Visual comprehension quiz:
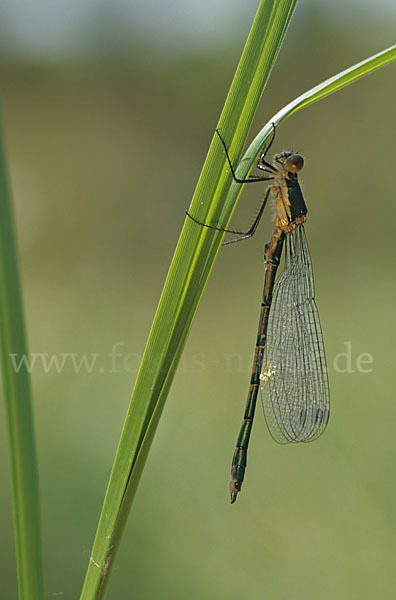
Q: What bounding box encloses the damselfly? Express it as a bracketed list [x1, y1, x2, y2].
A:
[187, 127, 330, 503]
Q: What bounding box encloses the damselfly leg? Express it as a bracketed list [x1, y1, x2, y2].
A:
[214, 124, 277, 184]
[186, 126, 278, 244]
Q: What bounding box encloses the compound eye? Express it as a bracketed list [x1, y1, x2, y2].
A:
[284, 154, 304, 173]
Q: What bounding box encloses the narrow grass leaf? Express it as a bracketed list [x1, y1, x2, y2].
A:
[0, 124, 44, 598]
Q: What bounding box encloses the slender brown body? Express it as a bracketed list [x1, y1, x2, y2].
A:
[229, 153, 307, 503]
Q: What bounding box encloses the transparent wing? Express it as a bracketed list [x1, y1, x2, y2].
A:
[260, 226, 330, 443]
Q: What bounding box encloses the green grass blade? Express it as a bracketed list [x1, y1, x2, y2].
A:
[276, 43, 396, 121]
[0, 125, 44, 598]
[80, 1, 298, 597]
[216, 44, 396, 226]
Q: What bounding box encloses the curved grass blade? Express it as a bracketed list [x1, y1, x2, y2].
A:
[216, 44, 396, 227]
[80, 1, 298, 597]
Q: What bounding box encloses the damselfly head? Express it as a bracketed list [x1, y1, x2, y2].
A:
[275, 152, 304, 174]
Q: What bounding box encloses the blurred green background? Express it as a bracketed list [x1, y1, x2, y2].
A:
[0, 1, 396, 598]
